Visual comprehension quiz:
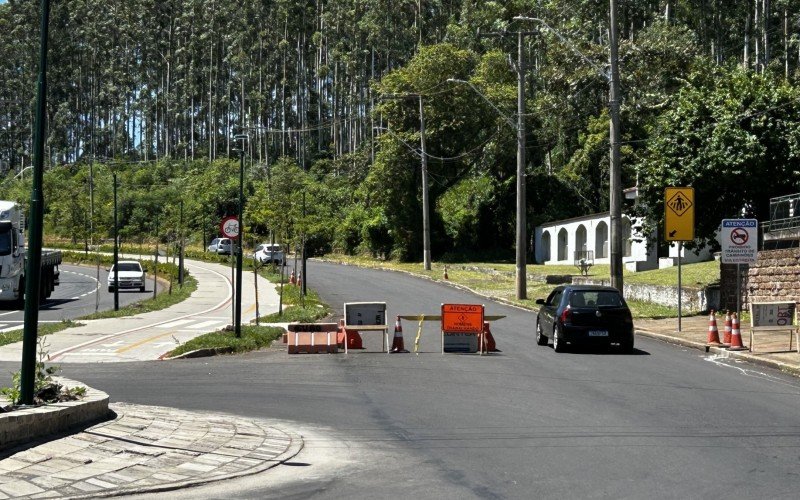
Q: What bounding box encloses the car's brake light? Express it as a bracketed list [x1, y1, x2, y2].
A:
[560, 305, 572, 324]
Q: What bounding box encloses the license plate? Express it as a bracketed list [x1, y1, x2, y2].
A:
[588, 330, 608, 337]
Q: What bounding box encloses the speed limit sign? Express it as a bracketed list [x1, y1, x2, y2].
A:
[220, 216, 240, 239]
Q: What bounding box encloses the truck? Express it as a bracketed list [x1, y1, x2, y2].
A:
[0, 201, 61, 307]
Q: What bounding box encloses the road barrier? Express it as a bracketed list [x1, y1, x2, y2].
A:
[728, 313, 747, 351]
[398, 304, 505, 355]
[341, 302, 389, 354]
[287, 323, 339, 354]
[706, 310, 721, 346]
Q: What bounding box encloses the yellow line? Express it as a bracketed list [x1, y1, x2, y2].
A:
[245, 303, 257, 314]
[116, 331, 175, 354]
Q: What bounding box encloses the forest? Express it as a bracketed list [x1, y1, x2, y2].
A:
[1, 1, 799, 260]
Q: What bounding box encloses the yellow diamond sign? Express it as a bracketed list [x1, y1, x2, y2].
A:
[664, 187, 694, 241]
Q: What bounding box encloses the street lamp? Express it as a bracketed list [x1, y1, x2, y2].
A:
[513, 11, 624, 292]
[233, 133, 248, 338]
[447, 77, 528, 300]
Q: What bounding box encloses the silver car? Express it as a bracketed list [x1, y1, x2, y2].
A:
[207, 237, 233, 255]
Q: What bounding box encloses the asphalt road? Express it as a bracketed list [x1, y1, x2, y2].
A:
[0, 264, 163, 326]
[6, 260, 800, 499]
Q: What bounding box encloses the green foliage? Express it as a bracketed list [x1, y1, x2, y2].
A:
[1, 337, 85, 406]
[166, 325, 285, 357]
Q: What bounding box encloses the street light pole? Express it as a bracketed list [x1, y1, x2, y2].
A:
[419, 96, 432, 271]
[19, 0, 51, 406]
[515, 30, 528, 300]
[113, 172, 119, 311]
[234, 133, 248, 338]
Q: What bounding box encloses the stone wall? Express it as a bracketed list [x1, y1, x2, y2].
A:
[747, 249, 800, 305]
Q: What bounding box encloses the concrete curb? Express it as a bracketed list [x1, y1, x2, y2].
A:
[163, 346, 234, 359]
[0, 377, 111, 452]
[635, 328, 800, 377]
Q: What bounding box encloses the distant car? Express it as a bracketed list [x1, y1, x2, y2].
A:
[253, 243, 285, 265]
[207, 237, 232, 255]
[535, 285, 634, 353]
[108, 260, 146, 292]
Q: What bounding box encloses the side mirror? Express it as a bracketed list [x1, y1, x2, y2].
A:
[535, 298, 545, 305]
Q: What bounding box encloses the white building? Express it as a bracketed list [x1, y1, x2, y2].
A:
[533, 188, 712, 271]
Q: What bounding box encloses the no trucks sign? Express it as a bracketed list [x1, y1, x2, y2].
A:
[720, 219, 757, 264]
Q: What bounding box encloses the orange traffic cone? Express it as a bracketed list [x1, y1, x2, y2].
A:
[706, 310, 721, 345]
[478, 321, 500, 353]
[443, 265, 449, 280]
[728, 312, 747, 351]
[336, 318, 364, 350]
[289, 269, 296, 285]
[722, 311, 732, 346]
[391, 316, 408, 353]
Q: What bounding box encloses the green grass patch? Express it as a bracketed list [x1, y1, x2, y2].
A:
[258, 266, 330, 322]
[0, 320, 82, 348]
[166, 324, 284, 357]
[79, 275, 197, 320]
[625, 260, 719, 287]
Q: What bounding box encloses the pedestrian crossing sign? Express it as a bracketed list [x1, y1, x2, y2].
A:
[664, 187, 695, 241]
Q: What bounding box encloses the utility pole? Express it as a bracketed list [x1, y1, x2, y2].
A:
[234, 134, 248, 338]
[478, 28, 536, 300]
[178, 200, 184, 286]
[153, 213, 159, 299]
[609, 0, 624, 292]
[419, 96, 431, 271]
[19, 0, 50, 406]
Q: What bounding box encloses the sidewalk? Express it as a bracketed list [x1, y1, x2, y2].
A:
[636, 314, 800, 376]
[0, 403, 301, 499]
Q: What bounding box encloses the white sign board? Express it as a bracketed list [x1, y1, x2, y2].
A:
[750, 302, 796, 328]
[344, 302, 386, 327]
[720, 219, 758, 264]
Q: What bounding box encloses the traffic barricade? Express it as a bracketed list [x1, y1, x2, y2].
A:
[287, 323, 339, 354]
[341, 302, 389, 354]
[399, 303, 505, 355]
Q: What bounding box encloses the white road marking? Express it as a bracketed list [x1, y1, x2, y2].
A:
[185, 320, 225, 330]
[156, 319, 196, 329]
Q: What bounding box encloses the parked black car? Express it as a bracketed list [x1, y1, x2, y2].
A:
[535, 285, 634, 353]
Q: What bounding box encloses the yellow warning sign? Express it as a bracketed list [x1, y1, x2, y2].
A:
[664, 187, 695, 241]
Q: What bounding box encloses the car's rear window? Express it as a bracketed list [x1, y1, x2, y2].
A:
[569, 290, 623, 307]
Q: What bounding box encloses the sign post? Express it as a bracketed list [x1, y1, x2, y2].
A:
[441, 304, 485, 354]
[720, 219, 758, 318]
[220, 216, 240, 333]
[664, 187, 695, 332]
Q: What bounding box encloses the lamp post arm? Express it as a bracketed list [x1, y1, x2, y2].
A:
[513, 16, 610, 81]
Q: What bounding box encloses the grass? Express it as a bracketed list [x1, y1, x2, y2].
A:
[79, 275, 197, 320]
[258, 266, 330, 323]
[166, 324, 285, 357]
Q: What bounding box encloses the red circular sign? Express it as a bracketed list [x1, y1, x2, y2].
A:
[220, 216, 240, 238]
[730, 228, 749, 245]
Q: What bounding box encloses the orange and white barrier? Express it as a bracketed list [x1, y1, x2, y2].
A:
[727, 312, 748, 351]
[706, 310, 721, 345]
[391, 316, 408, 353]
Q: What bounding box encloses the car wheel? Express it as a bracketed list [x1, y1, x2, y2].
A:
[536, 318, 548, 346]
[620, 337, 634, 354]
[139, 286, 146, 292]
[553, 324, 567, 353]
[108, 286, 114, 293]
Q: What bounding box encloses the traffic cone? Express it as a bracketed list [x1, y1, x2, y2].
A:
[336, 318, 364, 350]
[443, 265, 449, 280]
[478, 321, 500, 353]
[706, 310, 721, 345]
[289, 269, 296, 285]
[391, 316, 408, 353]
[722, 311, 732, 346]
[727, 312, 747, 351]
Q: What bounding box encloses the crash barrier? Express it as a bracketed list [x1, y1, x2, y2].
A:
[706, 310, 721, 346]
[287, 323, 339, 354]
[748, 302, 798, 353]
[399, 303, 505, 355]
[342, 302, 389, 354]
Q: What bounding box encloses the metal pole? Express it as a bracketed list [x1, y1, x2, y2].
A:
[678, 242, 682, 332]
[178, 200, 184, 286]
[113, 172, 119, 311]
[516, 30, 528, 300]
[419, 96, 431, 271]
[609, 0, 624, 292]
[736, 263, 742, 318]
[253, 262, 259, 326]
[19, 0, 50, 406]
[153, 213, 159, 299]
[234, 146, 244, 338]
[301, 192, 307, 297]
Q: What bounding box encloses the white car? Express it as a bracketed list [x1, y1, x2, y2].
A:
[254, 243, 285, 265]
[108, 260, 146, 292]
[207, 237, 233, 255]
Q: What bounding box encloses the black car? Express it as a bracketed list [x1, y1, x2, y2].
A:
[535, 285, 634, 353]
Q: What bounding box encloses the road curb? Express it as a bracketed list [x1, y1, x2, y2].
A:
[636, 328, 800, 377]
